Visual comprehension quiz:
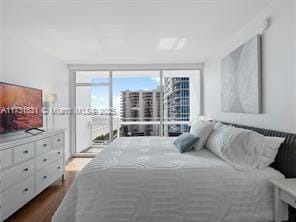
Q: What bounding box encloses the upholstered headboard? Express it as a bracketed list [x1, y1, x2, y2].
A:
[223, 122, 296, 221]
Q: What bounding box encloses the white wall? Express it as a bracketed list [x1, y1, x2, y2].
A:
[2, 30, 70, 160]
[204, 0, 296, 133]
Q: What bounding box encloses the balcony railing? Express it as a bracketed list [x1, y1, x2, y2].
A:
[89, 116, 190, 145]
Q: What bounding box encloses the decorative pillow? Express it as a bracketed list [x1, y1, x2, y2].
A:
[173, 133, 199, 153]
[206, 124, 265, 170]
[213, 121, 223, 130]
[257, 136, 285, 169]
[190, 120, 214, 151]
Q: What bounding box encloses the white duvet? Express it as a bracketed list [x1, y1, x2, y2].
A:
[53, 137, 287, 222]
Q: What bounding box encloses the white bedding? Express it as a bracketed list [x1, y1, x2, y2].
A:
[53, 137, 287, 222]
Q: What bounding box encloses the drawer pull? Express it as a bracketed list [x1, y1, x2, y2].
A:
[57, 166, 61, 170]
[43, 144, 47, 147]
[43, 176, 47, 180]
[23, 188, 28, 192]
[57, 139, 61, 142]
[23, 150, 29, 154]
[23, 168, 29, 172]
[57, 152, 61, 155]
[43, 158, 48, 162]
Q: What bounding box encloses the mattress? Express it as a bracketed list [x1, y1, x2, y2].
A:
[52, 137, 287, 222]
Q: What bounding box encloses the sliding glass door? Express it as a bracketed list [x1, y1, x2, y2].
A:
[71, 67, 201, 156]
[75, 71, 113, 154]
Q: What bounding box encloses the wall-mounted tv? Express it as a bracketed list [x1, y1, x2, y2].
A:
[0, 82, 43, 134]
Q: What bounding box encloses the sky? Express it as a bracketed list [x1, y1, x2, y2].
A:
[91, 77, 160, 115]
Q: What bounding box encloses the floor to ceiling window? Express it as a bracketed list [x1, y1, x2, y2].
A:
[75, 71, 112, 154]
[113, 71, 161, 137]
[71, 66, 201, 156]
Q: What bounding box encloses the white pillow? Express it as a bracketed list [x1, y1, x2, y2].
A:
[190, 120, 214, 151]
[257, 136, 285, 169]
[206, 124, 265, 170]
[213, 121, 223, 130]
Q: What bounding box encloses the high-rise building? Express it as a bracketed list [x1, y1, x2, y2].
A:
[121, 89, 160, 136]
[163, 77, 190, 135]
[120, 77, 190, 136]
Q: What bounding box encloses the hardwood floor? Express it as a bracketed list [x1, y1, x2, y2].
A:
[5, 158, 93, 222]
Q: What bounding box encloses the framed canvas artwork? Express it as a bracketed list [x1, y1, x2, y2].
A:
[221, 35, 262, 113]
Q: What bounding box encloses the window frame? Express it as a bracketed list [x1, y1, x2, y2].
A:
[69, 64, 203, 157]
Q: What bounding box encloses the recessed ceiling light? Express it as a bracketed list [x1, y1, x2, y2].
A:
[174, 38, 187, 50]
[159, 38, 177, 50]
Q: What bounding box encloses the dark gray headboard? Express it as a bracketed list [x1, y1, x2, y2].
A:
[223, 122, 296, 178]
[193, 122, 296, 219]
[223, 122, 296, 221]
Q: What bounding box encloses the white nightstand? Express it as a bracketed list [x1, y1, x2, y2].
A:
[269, 178, 296, 222]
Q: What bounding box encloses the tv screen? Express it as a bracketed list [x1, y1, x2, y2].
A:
[0, 82, 43, 134]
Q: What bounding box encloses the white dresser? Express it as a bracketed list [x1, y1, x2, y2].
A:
[0, 129, 65, 221]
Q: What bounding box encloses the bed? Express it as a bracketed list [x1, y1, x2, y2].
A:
[52, 129, 295, 222]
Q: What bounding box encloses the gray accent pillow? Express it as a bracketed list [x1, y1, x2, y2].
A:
[173, 133, 199, 153]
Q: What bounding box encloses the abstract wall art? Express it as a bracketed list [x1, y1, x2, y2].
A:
[221, 35, 262, 113]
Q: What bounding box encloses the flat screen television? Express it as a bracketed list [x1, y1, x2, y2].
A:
[0, 82, 43, 134]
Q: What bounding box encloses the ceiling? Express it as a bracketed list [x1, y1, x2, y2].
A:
[3, 0, 272, 64]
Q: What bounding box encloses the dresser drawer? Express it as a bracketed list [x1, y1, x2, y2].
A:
[14, 142, 35, 164]
[36, 147, 63, 170]
[1, 175, 35, 220]
[280, 190, 296, 208]
[52, 134, 64, 148]
[36, 159, 63, 193]
[36, 137, 52, 156]
[0, 158, 35, 192]
[0, 148, 13, 170]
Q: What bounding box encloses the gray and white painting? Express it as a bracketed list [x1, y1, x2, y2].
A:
[221, 35, 262, 113]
